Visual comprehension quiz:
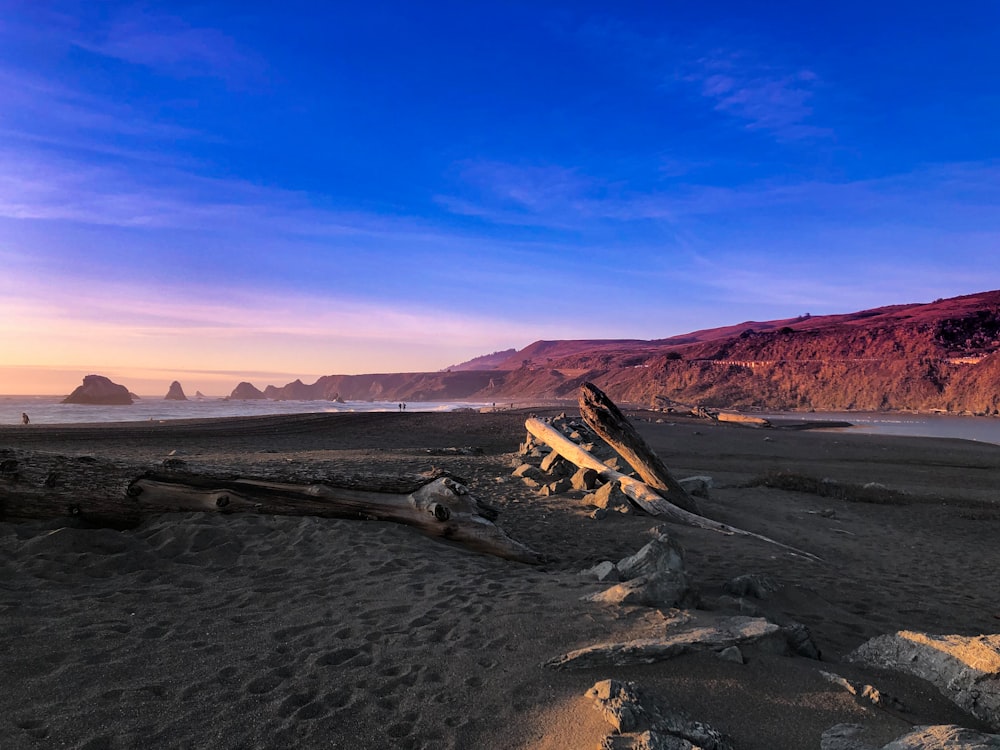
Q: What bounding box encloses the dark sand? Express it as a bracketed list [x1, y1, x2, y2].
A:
[1, 409, 999, 748]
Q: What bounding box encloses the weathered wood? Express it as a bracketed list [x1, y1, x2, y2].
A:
[524, 418, 820, 561]
[0, 449, 540, 564]
[579, 382, 701, 515]
[717, 412, 771, 428]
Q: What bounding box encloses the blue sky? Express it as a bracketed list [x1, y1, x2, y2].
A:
[1, 1, 998, 394]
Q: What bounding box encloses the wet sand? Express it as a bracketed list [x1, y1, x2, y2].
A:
[1, 409, 999, 748]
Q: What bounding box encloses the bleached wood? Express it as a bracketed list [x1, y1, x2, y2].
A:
[524, 418, 820, 561]
[578, 382, 700, 515]
[0, 449, 541, 564]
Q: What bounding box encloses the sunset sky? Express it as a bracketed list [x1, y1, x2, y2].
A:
[1, 1, 998, 395]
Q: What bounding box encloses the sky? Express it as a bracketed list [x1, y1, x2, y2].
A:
[1, 1, 998, 395]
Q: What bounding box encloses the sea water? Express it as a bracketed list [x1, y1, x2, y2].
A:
[758, 411, 1000, 447]
[0, 395, 490, 426]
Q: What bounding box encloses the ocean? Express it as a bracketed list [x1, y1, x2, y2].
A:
[758, 410, 1000, 446]
[5, 396, 1000, 446]
[1, 395, 490, 426]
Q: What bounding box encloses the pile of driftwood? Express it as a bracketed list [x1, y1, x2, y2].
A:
[520, 383, 819, 560]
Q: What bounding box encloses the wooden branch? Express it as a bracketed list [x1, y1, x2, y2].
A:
[579, 382, 700, 515]
[0, 449, 541, 564]
[524, 418, 820, 561]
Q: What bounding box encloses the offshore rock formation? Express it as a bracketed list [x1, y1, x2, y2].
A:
[229, 382, 267, 400]
[61, 375, 133, 405]
[164, 381, 188, 401]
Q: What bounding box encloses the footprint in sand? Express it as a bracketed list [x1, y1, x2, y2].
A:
[315, 644, 374, 668]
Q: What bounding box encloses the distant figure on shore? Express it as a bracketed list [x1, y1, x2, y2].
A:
[398, 403, 403, 412]
[21, 413, 29, 425]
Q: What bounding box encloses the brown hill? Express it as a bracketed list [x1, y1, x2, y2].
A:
[245, 290, 1000, 414]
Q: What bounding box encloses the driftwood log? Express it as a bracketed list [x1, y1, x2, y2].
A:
[579, 382, 700, 515]
[0, 449, 541, 564]
[524, 418, 820, 561]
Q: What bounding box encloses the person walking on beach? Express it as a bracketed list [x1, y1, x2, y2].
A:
[21, 413, 29, 425]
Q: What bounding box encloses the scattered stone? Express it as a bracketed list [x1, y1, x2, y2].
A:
[678, 475, 713, 498]
[582, 534, 695, 609]
[540, 478, 572, 496]
[588, 481, 632, 511]
[540, 450, 569, 475]
[724, 573, 782, 600]
[604, 456, 626, 471]
[782, 622, 822, 660]
[585, 574, 696, 609]
[512, 464, 545, 481]
[617, 535, 686, 581]
[847, 631, 1000, 730]
[585, 679, 733, 750]
[588, 508, 608, 520]
[581, 561, 620, 582]
[718, 646, 744, 664]
[822, 723, 1000, 750]
[161, 457, 187, 469]
[819, 671, 905, 711]
[520, 477, 542, 490]
[571, 467, 599, 491]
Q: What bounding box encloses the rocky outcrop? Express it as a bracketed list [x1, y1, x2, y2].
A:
[164, 381, 187, 401]
[847, 631, 1000, 730]
[583, 534, 697, 609]
[822, 723, 1000, 750]
[61, 375, 133, 405]
[586, 679, 732, 750]
[229, 382, 267, 400]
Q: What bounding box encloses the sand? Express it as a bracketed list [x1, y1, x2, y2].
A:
[1, 409, 999, 749]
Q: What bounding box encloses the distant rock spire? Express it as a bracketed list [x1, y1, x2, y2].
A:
[165, 381, 188, 401]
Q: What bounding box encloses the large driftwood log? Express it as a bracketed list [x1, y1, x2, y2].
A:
[0, 449, 541, 564]
[524, 418, 820, 561]
[579, 382, 700, 515]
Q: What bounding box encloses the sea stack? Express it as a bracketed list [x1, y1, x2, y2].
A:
[165, 381, 188, 401]
[61, 375, 134, 405]
[230, 382, 267, 400]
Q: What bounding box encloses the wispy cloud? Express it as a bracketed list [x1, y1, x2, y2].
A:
[682, 50, 827, 139]
[570, 17, 829, 141]
[439, 157, 1000, 233]
[61, 4, 264, 84]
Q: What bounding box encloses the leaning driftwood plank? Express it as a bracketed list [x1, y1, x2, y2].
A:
[524, 418, 820, 561]
[0, 449, 541, 564]
[579, 382, 700, 515]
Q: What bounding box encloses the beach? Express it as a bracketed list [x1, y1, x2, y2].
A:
[2, 409, 999, 749]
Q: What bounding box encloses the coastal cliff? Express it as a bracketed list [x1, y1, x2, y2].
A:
[245, 290, 1000, 414]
